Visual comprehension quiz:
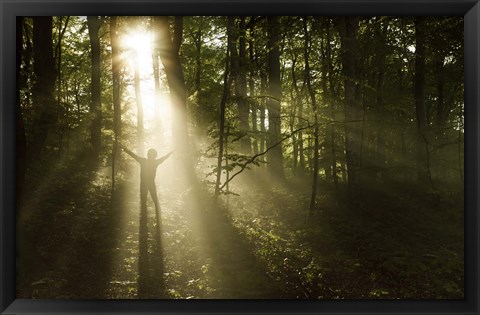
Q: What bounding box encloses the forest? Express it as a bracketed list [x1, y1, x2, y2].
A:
[16, 15, 464, 299]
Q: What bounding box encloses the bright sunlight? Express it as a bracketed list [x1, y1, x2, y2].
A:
[120, 28, 173, 148]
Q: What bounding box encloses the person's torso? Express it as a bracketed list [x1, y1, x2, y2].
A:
[139, 159, 158, 183]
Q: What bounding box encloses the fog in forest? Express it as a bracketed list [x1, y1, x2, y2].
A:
[16, 16, 464, 299]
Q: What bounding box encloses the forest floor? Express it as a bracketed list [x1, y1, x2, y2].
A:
[17, 156, 464, 299]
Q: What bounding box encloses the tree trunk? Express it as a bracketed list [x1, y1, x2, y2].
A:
[320, 21, 332, 183]
[325, 19, 338, 187]
[134, 53, 144, 151]
[29, 17, 56, 161]
[339, 16, 361, 203]
[156, 16, 193, 181]
[414, 17, 430, 185]
[303, 18, 320, 213]
[54, 17, 70, 152]
[375, 19, 387, 182]
[215, 19, 232, 197]
[249, 25, 258, 155]
[238, 16, 250, 154]
[266, 16, 284, 179]
[434, 52, 447, 129]
[194, 29, 202, 94]
[290, 57, 299, 174]
[87, 16, 102, 153]
[259, 70, 267, 155]
[193, 27, 202, 127]
[152, 17, 162, 112]
[110, 16, 121, 197]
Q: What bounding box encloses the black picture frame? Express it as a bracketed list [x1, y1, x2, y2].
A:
[1, 0, 478, 314]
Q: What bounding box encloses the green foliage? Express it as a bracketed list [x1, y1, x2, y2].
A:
[226, 181, 463, 299]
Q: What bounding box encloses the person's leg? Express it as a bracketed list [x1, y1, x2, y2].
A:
[140, 181, 148, 208]
[149, 183, 160, 211]
[149, 183, 162, 250]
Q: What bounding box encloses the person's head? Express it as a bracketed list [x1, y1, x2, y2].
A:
[147, 148, 157, 160]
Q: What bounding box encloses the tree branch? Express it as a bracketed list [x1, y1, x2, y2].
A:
[216, 119, 367, 193]
[217, 124, 307, 192]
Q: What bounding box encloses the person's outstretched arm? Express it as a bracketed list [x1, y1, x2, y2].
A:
[122, 145, 142, 163]
[156, 151, 174, 165]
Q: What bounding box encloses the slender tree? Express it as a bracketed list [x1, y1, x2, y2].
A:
[266, 16, 284, 179]
[326, 19, 338, 188]
[215, 20, 232, 197]
[152, 18, 162, 112]
[303, 18, 320, 213]
[192, 25, 202, 127]
[374, 18, 388, 182]
[238, 16, 250, 154]
[259, 69, 267, 155]
[248, 23, 259, 155]
[414, 17, 430, 185]
[87, 16, 102, 153]
[338, 16, 361, 202]
[133, 50, 144, 151]
[110, 16, 122, 197]
[156, 16, 194, 181]
[29, 16, 56, 161]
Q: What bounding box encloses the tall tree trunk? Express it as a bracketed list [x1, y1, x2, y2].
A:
[215, 20, 232, 197]
[297, 93, 306, 174]
[156, 16, 193, 181]
[414, 17, 430, 185]
[193, 27, 202, 127]
[303, 18, 320, 213]
[87, 16, 102, 153]
[259, 70, 267, 155]
[339, 16, 361, 203]
[194, 29, 202, 94]
[266, 16, 284, 179]
[290, 50, 306, 177]
[248, 25, 258, 155]
[290, 57, 299, 174]
[436, 81, 445, 127]
[434, 52, 447, 129]
[325, 19, 338, 187]
[54, 17, 70, 152]
[29, 17, 56, 161]
[134, 53, 144, 151]
[238, 16, 250, 154]
[110, 16, 121, 197]
[375, 19, 387, 182]
[320, 21, 332, 183]
[152, 18, 162, 111]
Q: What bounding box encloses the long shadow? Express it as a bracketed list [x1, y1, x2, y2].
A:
[137, 199, 166, 298]
[185, 185, 289, 298]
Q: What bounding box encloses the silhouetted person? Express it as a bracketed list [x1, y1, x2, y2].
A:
[122, 146, 172, 297]
[122, 146, 173, 211]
